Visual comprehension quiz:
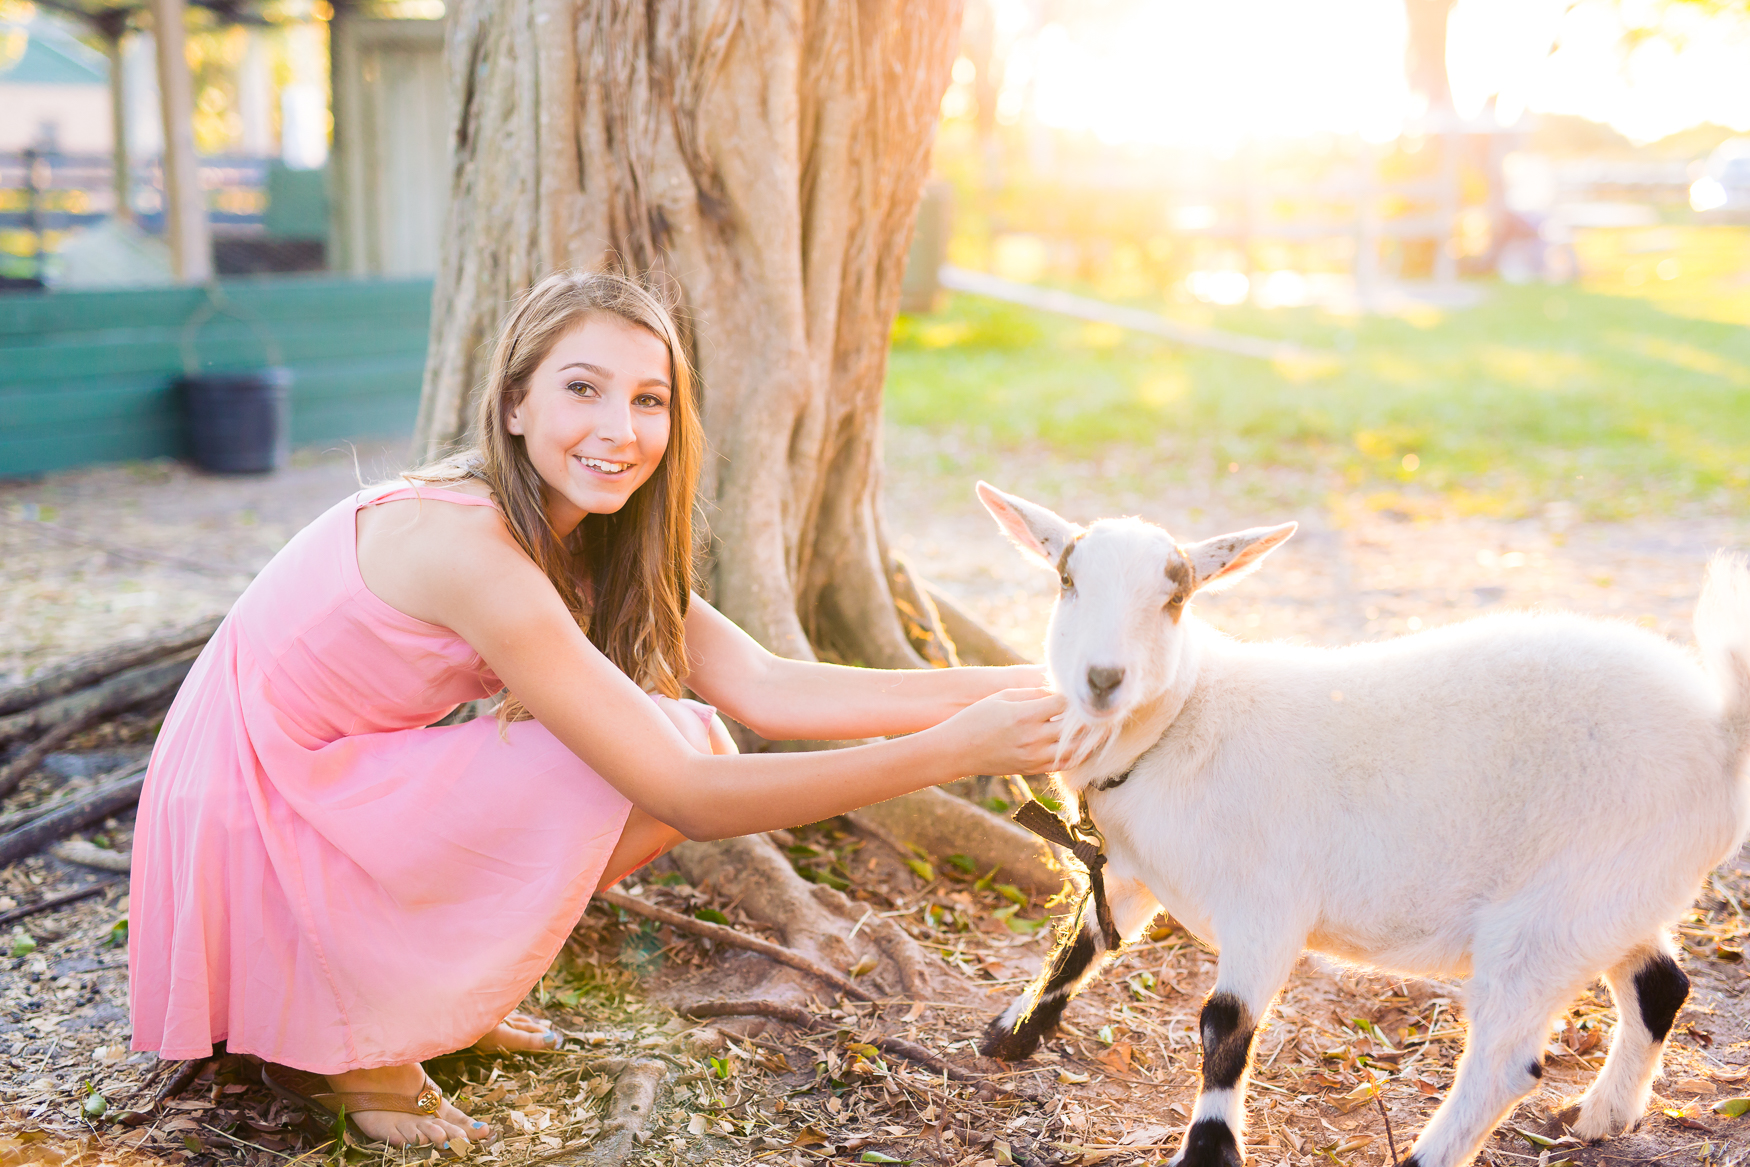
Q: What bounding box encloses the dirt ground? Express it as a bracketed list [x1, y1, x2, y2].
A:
[2, 429, 1748, 1167]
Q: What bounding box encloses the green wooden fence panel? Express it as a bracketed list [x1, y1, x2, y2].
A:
[0, 275, 434, 477]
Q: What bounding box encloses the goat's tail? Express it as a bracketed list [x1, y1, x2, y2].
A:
[1696, 551, 1750, 779]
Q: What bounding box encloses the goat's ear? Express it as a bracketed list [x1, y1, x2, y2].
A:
[976, 482, 1083, 568]
[1185, 522, 1297, 593]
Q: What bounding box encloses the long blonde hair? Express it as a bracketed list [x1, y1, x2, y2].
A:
[412, 271, 703, 715]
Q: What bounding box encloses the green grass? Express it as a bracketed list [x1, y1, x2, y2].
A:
[885, 226, 1750, 520]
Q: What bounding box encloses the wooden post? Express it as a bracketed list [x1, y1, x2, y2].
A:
[99, 17, 131, 223]
[327, 4, 363, 274]
[149, 0, 212, 281]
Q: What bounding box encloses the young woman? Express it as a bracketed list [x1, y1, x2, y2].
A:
[129, 271, 1064, 1150]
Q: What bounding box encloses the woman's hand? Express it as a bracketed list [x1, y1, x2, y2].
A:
[938, 687, 1066, 777]
[651, 695, 739, 756]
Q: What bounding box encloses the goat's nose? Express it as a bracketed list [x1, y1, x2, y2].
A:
[1086, 665, 1125, 705]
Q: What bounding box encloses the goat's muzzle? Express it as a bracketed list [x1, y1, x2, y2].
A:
[1086, 665, 1125, 710]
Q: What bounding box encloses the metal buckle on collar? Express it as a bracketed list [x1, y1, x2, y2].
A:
[1010, 796, 1123, 951]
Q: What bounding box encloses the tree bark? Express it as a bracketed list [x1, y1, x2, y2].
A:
[419, 0, 960, 667]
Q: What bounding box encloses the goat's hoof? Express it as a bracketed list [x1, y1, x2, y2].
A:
[976, 1018, 1043, 1062]
[1172, 1119, 1244, 1167]
[1560, 1102, 1631, 1144]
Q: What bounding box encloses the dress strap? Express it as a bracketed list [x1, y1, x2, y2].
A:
[359, 480, 499, 510]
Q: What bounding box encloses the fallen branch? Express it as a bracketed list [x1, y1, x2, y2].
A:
[0, 650, 199, 749]
[0, 616, 220, 716]
[851, 786, 1066, 898]
[52, 838, 132, 872]
[0, 762, 147, 868]
[594, 887, 877, 1002]
[0, 875, 125, 927]
[0, 703, 111, 801]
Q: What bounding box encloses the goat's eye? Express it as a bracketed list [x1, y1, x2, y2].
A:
[1059, 571, 1074, 592]
[1166, 593, 1185, 608]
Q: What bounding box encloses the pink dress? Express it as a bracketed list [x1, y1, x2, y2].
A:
[128, 484, 634, 1074]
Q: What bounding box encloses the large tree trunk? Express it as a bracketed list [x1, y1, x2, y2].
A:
[418, 0, 953, 668]
[416, 0, 1059, 988]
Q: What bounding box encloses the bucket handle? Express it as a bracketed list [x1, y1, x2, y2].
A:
[180, 281, 285, 376]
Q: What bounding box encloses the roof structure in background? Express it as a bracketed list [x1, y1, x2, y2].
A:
[0, 19, 108, 85]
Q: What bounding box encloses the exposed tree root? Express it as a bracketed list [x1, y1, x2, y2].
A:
[595, 885, 877, 1002]
[670, 835, 941, 998]
[677, 999, 1046, 1100]
[681, 999, 815, 1027]
[577, 1058, 666, 1167]
[852, 787, 1066, 897]
[924, 585, 1030, 667]
[889, 553, 960, 667]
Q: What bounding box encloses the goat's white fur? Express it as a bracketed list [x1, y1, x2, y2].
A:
[975, 482, 1750, 1167]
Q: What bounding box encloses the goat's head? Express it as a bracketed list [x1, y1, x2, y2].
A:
[977, 482, 1295, 760]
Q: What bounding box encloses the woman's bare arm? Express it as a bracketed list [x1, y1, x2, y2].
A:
[681, 597, 1044, 740]
[367, 502, 1063, 840]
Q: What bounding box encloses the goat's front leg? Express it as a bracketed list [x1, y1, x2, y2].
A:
[1171, 936, 1302, 1167]
[979, 876, 1161, 1060]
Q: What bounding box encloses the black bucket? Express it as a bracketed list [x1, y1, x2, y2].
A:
[182, 367, 293, 474]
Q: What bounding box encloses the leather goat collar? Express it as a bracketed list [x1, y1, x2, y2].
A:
[1011, 794, 1123, 950]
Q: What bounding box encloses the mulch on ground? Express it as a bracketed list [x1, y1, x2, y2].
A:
[4, 437, 1750, 1167]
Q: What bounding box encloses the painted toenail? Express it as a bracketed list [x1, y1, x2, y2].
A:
[473, 1122, 486, 1129]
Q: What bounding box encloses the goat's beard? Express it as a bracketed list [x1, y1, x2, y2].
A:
[1051, 702, 1123, 779]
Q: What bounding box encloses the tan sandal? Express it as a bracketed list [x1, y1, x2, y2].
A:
[261, 1062, 484, 1150]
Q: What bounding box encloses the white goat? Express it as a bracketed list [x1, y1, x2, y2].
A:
[974, 482, 1750, 1167]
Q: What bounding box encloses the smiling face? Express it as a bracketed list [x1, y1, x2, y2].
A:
[506, 313, 674, 535]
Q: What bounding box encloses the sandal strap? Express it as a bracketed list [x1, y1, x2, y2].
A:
[262, 1062, 444, 1118]
[311, 1086, 443, 1116]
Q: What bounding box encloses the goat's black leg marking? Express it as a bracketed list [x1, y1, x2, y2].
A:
[1169, 991, 1258, 1167]
[1564, 946, 1692, 1143]
[981, 875, 1161, 1062]
[1178, 1120, 1242, 1167]
[979, 909, 1105, 1060]
[1632, 953, 1688, 1041]
[1199, 993, 1256, 1089]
